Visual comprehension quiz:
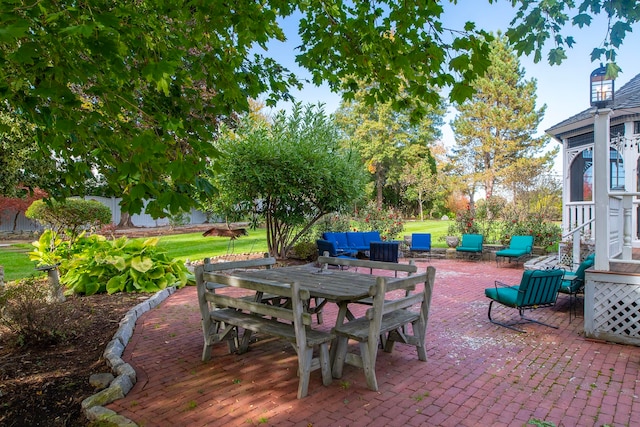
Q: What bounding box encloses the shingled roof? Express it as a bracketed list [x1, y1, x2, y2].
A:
[546, 72, 640, 139]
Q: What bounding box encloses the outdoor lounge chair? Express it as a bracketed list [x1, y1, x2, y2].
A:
[409, 233, 431, 259]
[495, 235, 534, 266]
[484, 268, 564, 332]
[456, 234, 483, 260]
[559, 255, 594, 321]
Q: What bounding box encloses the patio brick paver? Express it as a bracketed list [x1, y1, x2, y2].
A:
[106, 258, 640, 426]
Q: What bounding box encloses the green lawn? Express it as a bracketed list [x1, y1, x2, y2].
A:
[0, 243, 39, 282]
[0, 220, 452, 282]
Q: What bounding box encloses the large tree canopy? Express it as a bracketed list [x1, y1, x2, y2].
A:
[0, 0, 636, 215]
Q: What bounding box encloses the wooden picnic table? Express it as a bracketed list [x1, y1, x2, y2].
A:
[232, 263, 406, 326]
[236, 264, 386, 301]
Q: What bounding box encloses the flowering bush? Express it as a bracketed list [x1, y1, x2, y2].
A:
[447, 206, 479, 237]
[500, 216, 561, 252]
[353, 203, 404, 240]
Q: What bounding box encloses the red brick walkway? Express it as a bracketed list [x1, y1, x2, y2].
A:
[107, 259, 640, 426]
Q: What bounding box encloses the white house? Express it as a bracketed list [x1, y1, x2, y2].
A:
[546, 71, 640, 346]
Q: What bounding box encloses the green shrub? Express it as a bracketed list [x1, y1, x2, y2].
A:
[353, 203, 404, 240]
[59, 235, 189, 295]
[0, 277, 70, 346]
[26, 198, 112, 244]
[500, 216, 561, 252]
[289, 240, 318, 261]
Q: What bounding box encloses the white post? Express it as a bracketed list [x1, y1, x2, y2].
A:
[593, 109, 611, 271]
[623, 196, 633, 260]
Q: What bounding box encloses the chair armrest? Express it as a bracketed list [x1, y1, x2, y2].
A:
[494, 280, 512, 288]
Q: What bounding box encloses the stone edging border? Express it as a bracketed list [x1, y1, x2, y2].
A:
[80, 286, 177, 426]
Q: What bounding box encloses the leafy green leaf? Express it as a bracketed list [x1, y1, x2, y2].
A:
[131, 256, 153, 273]
[106, 276, 125, 294]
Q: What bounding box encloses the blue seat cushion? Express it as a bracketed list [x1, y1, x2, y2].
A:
[362, 231, 381, 246]
[495, 248, 528, 257]
[484, 285, 520, 307]
[346, 232, 368, 251]
[457, 246, 481, 252]
[410, 233, 431, 251]
[324, 232, 349, 250]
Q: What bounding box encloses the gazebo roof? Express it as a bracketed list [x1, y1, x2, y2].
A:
[546, 72, 640, 140]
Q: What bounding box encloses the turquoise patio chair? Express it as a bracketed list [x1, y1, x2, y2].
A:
[456, 234, 484, 260]
[495, 235, 534, 266]
[485, 268, 564, 332]
[559, 255, 594, 321]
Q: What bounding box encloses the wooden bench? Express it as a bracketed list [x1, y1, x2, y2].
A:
[331, 266, 436, 391]
[195, 266, 334, 399]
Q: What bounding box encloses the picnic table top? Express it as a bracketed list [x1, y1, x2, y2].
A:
[232, 264, 397, 301]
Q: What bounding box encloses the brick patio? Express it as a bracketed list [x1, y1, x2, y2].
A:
[106, 258, 640, 426]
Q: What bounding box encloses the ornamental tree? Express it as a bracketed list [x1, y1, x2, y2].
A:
[211, 104, 366, 258]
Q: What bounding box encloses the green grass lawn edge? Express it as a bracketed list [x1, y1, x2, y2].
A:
[0, 220, 452, 282]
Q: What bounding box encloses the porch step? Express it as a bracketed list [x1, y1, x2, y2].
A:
[524, 255, 563, 271]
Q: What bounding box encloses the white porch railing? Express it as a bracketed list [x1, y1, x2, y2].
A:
[564, 193, 638, 269]
[565, 201, 595, 239]
[563, 202, 595, 270]
[608, 191, 640, 263]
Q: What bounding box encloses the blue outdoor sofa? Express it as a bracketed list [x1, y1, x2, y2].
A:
[322, 231, 382, 253]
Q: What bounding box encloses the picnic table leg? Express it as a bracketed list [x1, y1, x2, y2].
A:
[297, 347, 313, 399]
[319, 343, 332, 386]
[330, 302, 353, 365]
[331, 336, 349, 379]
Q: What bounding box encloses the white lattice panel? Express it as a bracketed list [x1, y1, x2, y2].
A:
[592, 281, 640, 339]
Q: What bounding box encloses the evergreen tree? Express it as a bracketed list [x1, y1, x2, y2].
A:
[450, 34, 558, 201]
[335, 84, 445, 209]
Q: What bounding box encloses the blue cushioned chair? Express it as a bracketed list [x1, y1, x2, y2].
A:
[409, 233, 431, 259]
[485, 268, 564, 332]
[496, 235, 534, 266]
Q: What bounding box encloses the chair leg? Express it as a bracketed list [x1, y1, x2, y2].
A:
[487, 301, 526, 333]
[359, 341, 378, 391]
[518, 308, 559, 330]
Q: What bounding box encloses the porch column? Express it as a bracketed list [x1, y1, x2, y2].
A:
[593, 108, 611, 271]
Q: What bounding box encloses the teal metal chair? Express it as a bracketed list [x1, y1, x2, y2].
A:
[484, 268, 564, 332]
[456, 234, 484, 260]
[559, 255, 594, 321]
[495, 235, 534, 266]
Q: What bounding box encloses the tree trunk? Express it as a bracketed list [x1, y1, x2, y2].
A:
[12, 211, 19, 231]
[376, 170, 384, 209]
[118, 211, 135, 228]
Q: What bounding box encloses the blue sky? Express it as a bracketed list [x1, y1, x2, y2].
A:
[261, 1, 640, 174]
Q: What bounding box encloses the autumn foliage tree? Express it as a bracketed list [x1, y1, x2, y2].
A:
[0, 189, 48, 231]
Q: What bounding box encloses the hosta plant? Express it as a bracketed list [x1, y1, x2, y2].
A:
[58, 235, 188, 295]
